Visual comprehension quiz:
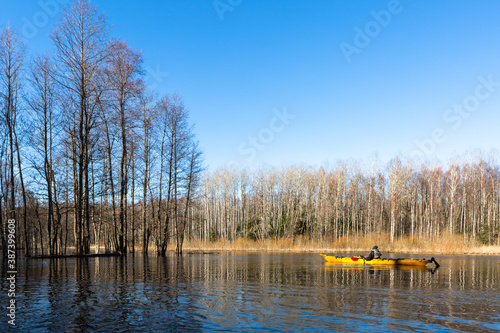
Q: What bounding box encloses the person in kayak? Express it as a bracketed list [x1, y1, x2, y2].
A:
[364, 246, 382, 261]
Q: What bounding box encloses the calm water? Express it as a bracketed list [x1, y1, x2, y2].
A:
[1, 252, 499, 332]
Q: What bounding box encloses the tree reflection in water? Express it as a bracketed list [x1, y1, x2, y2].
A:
[1, 253, 498, 332]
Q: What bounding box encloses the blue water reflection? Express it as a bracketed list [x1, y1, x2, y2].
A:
[1, 253, 499, 332]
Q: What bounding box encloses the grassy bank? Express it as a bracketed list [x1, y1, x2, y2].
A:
[51, 233, 499, 256]
[180, 233, 500, 255]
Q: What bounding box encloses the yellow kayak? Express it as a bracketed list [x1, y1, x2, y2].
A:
[320, 254, 439, 267]
[323, 262, 430, 271]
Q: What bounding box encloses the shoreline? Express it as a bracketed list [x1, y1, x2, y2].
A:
[180, 235, 500, 256]
[181, 246, 500, 256]
[19, 234, 500, 257]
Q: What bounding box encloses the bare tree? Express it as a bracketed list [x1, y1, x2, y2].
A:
[99, 101, 118, 252]
[0, 26, 28, 256]
[176, 140, 203, 255]
[26, 54, 62, 255]
[138, 92, 156, 254]
[104, 39, 143, 254]
[197, 154, 500, 246]
[51, 0, 110, 255]
[446, 162, 460, 236]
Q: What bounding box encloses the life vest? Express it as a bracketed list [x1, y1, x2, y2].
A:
[373, 248, 381, 259]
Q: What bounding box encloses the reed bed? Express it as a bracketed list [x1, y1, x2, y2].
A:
[180, 233, 500, 255]
[53, 235, 500, 256]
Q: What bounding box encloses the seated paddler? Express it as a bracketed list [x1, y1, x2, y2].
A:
[365, 245, 382, 261]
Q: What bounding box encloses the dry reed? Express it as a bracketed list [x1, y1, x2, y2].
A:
[179, 233, 499, 255]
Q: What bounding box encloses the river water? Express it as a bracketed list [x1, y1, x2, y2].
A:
[1, 252, 499, 332]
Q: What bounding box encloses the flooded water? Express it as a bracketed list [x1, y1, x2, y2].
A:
[1, 252, 499, 332]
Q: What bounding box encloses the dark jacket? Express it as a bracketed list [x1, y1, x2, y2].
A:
[365, 249, 381, 261]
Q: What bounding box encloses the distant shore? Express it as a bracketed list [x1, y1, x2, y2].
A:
[24, 234, 500, 257]
[180, 234, 500, 256]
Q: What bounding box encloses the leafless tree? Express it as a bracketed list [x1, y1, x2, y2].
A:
[138, 92, 156, 254]
[26, 54, 62, 255]
[176, 139, 203, 254]
[198, 154, 499, 246]
[51, 0, 110, 254]
[104, 39, 143, 253]
[0, 26, 28, 256]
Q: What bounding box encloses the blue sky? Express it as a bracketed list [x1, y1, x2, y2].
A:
[2, 0, 500, 170]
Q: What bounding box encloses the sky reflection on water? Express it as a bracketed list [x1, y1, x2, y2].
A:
[1, 253, 499, 332]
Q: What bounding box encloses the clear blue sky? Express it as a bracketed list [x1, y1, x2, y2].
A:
[2, 0, 500, 170]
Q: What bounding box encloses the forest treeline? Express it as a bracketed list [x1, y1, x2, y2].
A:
[200, 156, 499, 247]
[1, 1, 499, 258]
[0, 0, 202, 256]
